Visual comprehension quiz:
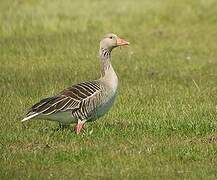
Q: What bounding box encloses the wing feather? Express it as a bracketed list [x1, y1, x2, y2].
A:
[22, 81, 102, 121]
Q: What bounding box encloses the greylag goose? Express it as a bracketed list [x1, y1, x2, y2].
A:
[21, 33, 129, 134]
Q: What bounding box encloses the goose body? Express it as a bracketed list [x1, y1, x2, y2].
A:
[22, 33, 129, 134]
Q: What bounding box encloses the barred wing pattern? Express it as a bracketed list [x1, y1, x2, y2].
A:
[25, 81, 107, 121]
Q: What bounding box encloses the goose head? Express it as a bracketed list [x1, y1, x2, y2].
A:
[100, 33, 130, 51]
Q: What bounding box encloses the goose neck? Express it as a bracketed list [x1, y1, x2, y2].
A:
[100, 48, 112, 77]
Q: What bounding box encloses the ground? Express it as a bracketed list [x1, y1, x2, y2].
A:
[0, 0, 217, 179]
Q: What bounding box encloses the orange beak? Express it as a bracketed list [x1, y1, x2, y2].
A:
[116, 38, 130, 46]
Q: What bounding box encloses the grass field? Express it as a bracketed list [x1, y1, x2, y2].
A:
[0, 0, 217, 179]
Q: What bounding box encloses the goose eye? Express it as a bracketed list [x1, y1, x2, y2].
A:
[109, 36, 113, 39]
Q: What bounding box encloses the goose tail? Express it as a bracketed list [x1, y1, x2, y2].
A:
[21, 112, 39, 122]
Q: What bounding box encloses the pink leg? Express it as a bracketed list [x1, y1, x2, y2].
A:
[75, 121, 85, 134]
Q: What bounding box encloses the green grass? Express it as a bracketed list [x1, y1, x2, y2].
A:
[0, 0, 217, 179]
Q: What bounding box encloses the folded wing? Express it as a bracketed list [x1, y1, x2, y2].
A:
[22, 81, 102, 122]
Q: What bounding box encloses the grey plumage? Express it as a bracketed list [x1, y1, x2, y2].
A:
[21, 33, 129, 134]
[23, 81, 107, 122]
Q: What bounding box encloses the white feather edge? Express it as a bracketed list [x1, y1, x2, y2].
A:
[21, 113, 39, 122]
